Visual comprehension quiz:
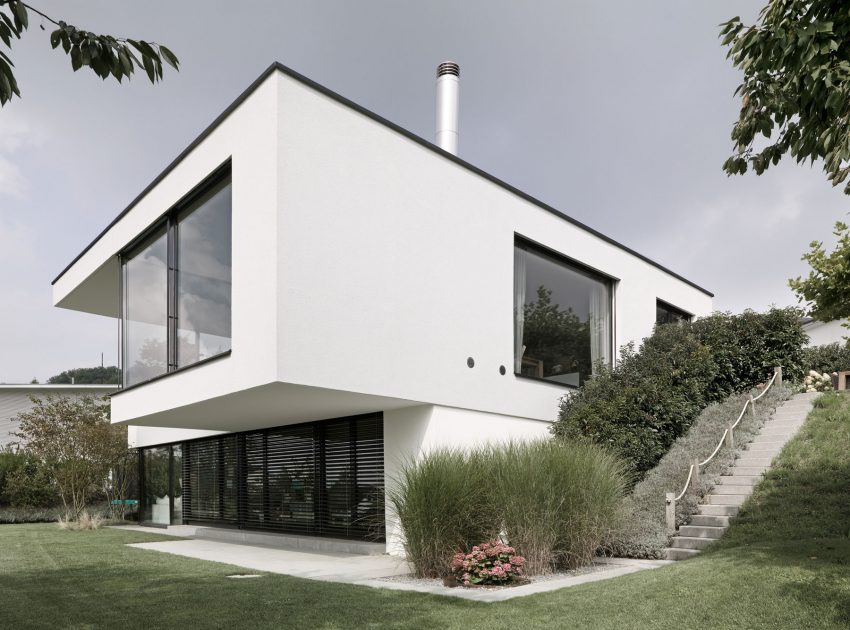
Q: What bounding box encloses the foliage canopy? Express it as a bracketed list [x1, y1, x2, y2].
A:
[721, 2, 850, 192]
[0, 0, 178, 105]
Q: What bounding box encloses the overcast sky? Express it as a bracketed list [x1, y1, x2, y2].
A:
[1, 1, 847, 383]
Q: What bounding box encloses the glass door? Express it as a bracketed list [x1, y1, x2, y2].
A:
[141, 445, 182, 526]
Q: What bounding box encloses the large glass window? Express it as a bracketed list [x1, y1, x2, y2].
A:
[120, 168, 231, 387]
[514, 240, 612, 387]
[656, 299, 692, 325]
[177, 181, 232, 366]
[123, 230, 168, 387]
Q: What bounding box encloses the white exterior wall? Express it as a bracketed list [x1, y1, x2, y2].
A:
[275, 71, 712, 425]
[53, 72, 283, 433]
[382, 404, 551, 555]
[803, 319, 848, 347]
[52, 66, 711, 448]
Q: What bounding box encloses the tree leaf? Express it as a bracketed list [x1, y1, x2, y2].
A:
[70, 45, 82, 71]
[159, 45, 179, 70]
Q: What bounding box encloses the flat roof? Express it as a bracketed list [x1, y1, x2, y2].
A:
[52, 61, 713, 298]
[0, 384, 117, 390]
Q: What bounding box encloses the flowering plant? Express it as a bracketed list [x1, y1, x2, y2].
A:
[450, 541, 526, 586]
[803, 370, 833, 393]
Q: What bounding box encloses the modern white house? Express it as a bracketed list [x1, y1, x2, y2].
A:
[801, 317, 848, 347]
[0, 384, 118, 449]
[51, 62, 712, 551]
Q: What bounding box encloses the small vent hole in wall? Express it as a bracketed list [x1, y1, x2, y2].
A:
[499, 365, 506, 375]
[467, 357, 475, 368]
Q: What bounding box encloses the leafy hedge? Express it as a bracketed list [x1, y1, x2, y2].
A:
[553, 307, 805, 479]
[0, 450, 59, 508]
[553, 324, 716, 478]
[801, 342, 850, 374]
[609, 385, 791, 558]
[690, 309, 806, 400]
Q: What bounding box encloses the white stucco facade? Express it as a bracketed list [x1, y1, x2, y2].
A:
[52, 63, 713, 551]
[802, 318, 848, 347]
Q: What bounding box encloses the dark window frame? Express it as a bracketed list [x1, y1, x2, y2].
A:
[118, 161, 232, 389]
[514, 235, 616, 389]
[656, 299, 693, 325]
[138, 412, 386, 542]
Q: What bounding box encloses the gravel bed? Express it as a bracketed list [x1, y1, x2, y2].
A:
[375, 562, 605, 589]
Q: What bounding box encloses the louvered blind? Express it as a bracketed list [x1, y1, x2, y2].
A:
[181, 413, 384, 541]
[183, 434, 239, 525]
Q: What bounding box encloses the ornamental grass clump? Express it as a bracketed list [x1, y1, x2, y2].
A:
[451, 541, 526, 586]
[488, 440, 626, 574]
[390, 440, 627, 577]
[387, 448, 497, 578]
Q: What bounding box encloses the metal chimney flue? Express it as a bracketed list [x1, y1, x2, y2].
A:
[436, 61, 459, 154]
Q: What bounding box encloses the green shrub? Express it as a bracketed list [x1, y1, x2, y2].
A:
[4, 456, 59, 508]
[801, 342, 850, 374]
[610, 384, 791, 558]
[387, 449, 497, 577]
[388, 440, 627, 576]
[691, 308, 806, 401]
[553, 307, 806, 479]
[489, 440, 626, 573]
[0, 449, 26, 504]
[553, 324, 716, 479]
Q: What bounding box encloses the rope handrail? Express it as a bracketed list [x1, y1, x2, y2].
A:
[665, 366, 783, 530]
[672, 464, 695, 502]
[699, 428, 730, 467]
[752, 371, 778, 402]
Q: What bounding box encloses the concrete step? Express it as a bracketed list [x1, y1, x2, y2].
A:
[665, 547, 700, 561]
[733, 466, 767, 476]
[678, 525, 726, 539]
[735, 457, 774, 467]
[698, 504, 739, 516]
[712, 484, 753, 495]
[717, 475, 759, 485]
[671, 536, 716, 550]
[689, 514, 731, 527]
[758, 428, 798, 436]
[746, 442, 785, 451]
[708, 494, 748, 506]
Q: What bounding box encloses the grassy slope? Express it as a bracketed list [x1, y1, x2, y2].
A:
[1, 394, 848, 629]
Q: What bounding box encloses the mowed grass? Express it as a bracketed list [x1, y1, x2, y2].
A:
[1, 394, 849, 629]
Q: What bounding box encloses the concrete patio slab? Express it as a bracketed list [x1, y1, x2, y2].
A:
[125, 534, 670, 602]
[127, 538, 411, 582]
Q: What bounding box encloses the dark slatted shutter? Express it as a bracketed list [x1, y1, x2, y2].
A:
[181, 413, 384, 541]
[183, 435, 239, 526]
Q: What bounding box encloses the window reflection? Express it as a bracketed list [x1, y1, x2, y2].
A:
[123, 230, 168, 387]
[120, 172, 232, 387]
[177, 182, 232, 366]
[514, 242, 612, 386]
[656, 300, 692, 325]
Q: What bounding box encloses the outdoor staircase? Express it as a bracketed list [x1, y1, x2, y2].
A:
[665, 392, 818, 560]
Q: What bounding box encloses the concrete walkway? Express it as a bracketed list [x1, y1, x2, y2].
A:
[125, 535, 669, 602]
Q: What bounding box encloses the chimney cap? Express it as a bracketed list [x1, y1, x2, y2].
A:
[436, 61, 459, 78]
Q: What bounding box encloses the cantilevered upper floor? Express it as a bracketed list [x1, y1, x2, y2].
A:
[52, 62, 713, 433]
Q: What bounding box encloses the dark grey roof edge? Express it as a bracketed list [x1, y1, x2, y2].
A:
[52, 61, 714, 298]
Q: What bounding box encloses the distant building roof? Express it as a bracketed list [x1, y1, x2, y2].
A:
[0, 384, 117, 390]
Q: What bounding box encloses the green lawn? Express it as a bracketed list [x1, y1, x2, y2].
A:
[1, 394, 849, 629]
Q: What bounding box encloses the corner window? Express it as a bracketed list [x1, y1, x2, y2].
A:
[121, 167, 231, 387]
[656, 299, 692, 325]
[514, 239, 612, 387]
